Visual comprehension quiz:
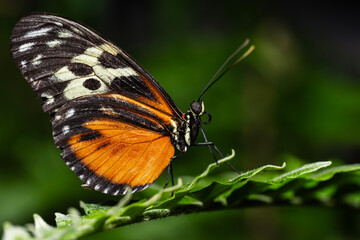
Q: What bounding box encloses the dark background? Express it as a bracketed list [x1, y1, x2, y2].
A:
[1, 0, 359, 239]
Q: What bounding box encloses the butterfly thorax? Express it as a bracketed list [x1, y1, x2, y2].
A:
[172, 101, 205, 153]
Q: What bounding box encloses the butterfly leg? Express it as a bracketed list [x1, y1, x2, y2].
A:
[164, 152, 185, 190]
[195, 125, 222, 166]
[164, 161, 174, 189]
[194, 125, 240, 174]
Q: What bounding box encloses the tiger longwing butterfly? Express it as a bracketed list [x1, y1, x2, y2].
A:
[11, 13, 254, 195]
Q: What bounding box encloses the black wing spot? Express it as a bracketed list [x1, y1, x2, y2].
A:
[96, 141, 111, 150]
[83, 78, 101, 90]
[80, 131, 102, 142]
[68, 63, 93, 76]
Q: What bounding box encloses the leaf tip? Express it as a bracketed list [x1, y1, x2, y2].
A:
[2, 222, 32, 240]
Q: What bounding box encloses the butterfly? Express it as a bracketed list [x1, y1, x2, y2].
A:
[11, 13, 253, 195]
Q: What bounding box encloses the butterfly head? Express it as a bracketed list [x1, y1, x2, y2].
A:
[190, 100, 205, 117]
[190, 100, 212, 125]
[173, 100, 210, 153]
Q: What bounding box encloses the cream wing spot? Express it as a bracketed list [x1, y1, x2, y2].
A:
[92, 66, 138, 85]
[65, 108, 75, 118]
[19, 42, 36, 52]
[107, 67, 137, 77]
[86, 178, 93, 185]
[46, 39, 63, 48]
[58, 31, 73, 38]
[46, 98, 55, 105]
[62, 125, 70, 135]
[83, 46, 104, 58]
[71, 55, 99, 67]
[32, 54, 43, 66]
[70, 26, 84, 35]
[92, 65, 114, 83]
[71, 47, 103, 67]
[21, 60, 27, 68]
[53, 22, 63, 27]
[99, 43, 120, 55]
[40, 92, 54, 105]
[100, 106, 117, 116]
[53, 66, 77, 82]
[23, 27, 52, 38]
[63, 76, 107, 100]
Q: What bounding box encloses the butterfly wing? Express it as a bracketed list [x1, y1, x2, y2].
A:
[11, 13, 183, 194]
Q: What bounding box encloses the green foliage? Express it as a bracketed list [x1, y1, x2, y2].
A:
[3, 150, 360, 240]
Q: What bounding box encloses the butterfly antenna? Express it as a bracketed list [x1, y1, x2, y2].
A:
[197, 39, 255, 101]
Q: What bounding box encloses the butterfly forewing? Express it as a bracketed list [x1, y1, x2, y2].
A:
[11, 13, 183, 195]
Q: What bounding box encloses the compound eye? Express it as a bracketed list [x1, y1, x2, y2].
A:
[190, 101, 204, 115]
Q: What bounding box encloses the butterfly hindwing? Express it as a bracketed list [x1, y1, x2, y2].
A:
[11, 13, 183, 194]
[61, 117, 174, 195]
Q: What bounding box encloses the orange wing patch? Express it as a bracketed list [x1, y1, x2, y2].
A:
[136, 73, 184, 119]
[68, 118, 174, 193]
[102, 93, 178, 127]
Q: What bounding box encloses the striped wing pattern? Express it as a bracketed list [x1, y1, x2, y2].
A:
[11, 13, 183, 195]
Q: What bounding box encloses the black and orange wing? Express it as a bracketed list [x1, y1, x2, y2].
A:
[62, 118, 174, 195]
[11, 13, 183, 194]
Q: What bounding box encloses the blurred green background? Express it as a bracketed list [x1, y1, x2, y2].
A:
[1, 0, 359, 239]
